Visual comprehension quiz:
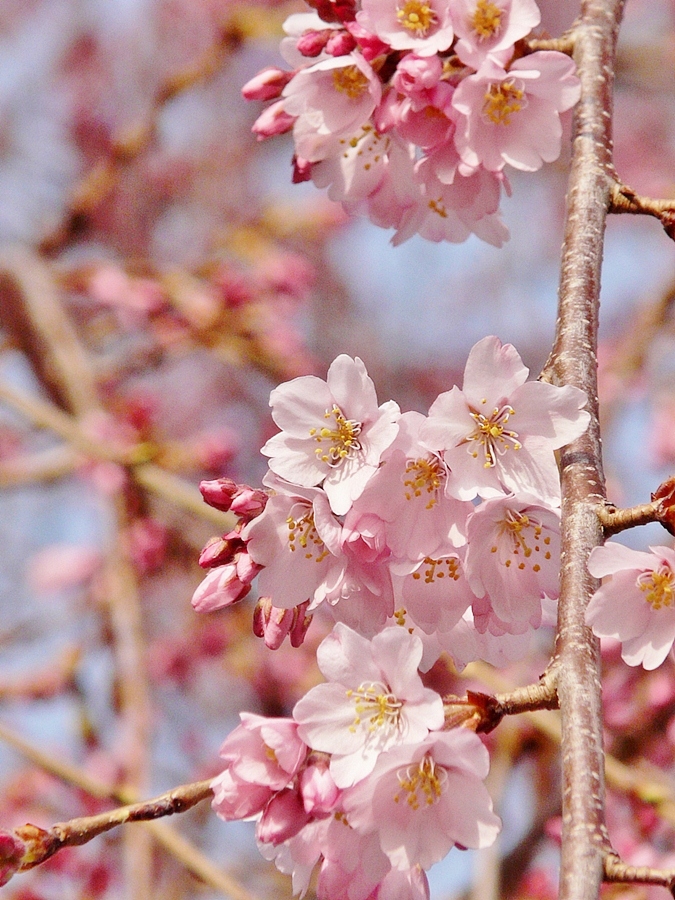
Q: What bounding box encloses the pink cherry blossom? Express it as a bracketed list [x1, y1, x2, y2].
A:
[246, 479, 345, 609]
[452, 51, 581, 172]
[252, 100, 295, 140]
[421, 335, 590, 503]
[293, 623, 444, 787]
[343, 729, 501, 870]
[451, 0, 541, 69]
[352, 410, 472, 561]
[261, 355, 400, 515]
[586, 543, 675, 670]
[283, 53, 382, 149]
[357, 0, 455, 56]
[393, 156, 508, 246]
[465, 492, 561, 628]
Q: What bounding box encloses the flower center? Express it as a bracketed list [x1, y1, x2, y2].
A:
[471, 0, 503, 38]
[482, 79, 527, 126]
[332, 65, 369, 99]
[310, 405, 363, 467]
[396, 0, 438, 36]
[412, 555, 461, 583]
[346, 681, 403, 732]
[637, 566, 675, 609]
[428, 197, 448, 218]
[403, 456, 446, 508]
[467, 401, 521, 466]
[395, 754, 447, 809]
[494, 510, 553, 573]
[286, 508, 329, 562]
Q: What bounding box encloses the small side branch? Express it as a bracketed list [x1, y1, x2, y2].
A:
[443, 671, 559, 733]
[604, 852, 675, 893]
[14, 780, 214, 872]
[598, 475, 675, 535]
[609, 182, 675, 240]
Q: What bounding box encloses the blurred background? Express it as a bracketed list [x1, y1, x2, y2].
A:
[2, 0, 675, 897]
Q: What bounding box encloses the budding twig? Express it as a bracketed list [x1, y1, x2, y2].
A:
[609, 181, 675, 240]
[603, 852, 675, 892]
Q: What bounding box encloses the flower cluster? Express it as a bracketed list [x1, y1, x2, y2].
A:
[212, 625, 500, 899]
[193, 336, 590, 895]
[243, 0, 580, 245]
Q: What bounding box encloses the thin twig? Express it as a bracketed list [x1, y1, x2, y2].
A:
[609, 182, 675, 239]
[604, 853, 675, 891]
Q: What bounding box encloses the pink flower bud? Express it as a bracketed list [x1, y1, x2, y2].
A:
[289, 601, 312, 648]
[235, 550, 261, 585]
[253, 599, 311, 649]
[199, 477, 238, 512]
[300, 763, 340, 816]
[242, 67, 293, 101]
[198, 533, 244, 568]
[0, 831, 25, 887]
[292, 156, 312, 183]
[325, 30, 356, 56]
[230, 488, 268, 521]
[296, 29, 331, 57]
[191, 563, 252, 612]
[257, 789, 310, 845]
[252, 101, 295, 140]
[345, 21, 390, 61]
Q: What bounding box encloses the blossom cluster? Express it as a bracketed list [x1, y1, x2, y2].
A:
[192, 336, 591, 895]
[243, 0, 581, 245]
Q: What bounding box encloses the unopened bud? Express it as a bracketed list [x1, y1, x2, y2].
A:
[242, 67, 293, 101]
[253, 599, 311, 649]
[292, 156, 312, 184]
[252, 101, 295, 140]
[198, 533, 244, 568]
[297, 29, 331, 57]
[257, 789, 310, 845]
[199, 478, 238, 512]
[300, 763, 339, 815]
[230, 487, 268, 521]
[325, 30, 356, 55]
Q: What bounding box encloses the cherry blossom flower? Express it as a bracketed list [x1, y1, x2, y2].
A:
[421, 335, 590, 503]
[452, 51, 581, 172]
[293, 623, 444, 787]
[261, 355, 400, 515]
[465, 492, 561, 628]
[393, 157, 509, 246]
[283, 53, 382, 150]
[343, 729, 501, 870]
[451, 0, 541, 68]
[586, 543, 675, 670]
[246, 479, 345, 609]
[357, 0, 455, 56]
[352, 411, 472, 561]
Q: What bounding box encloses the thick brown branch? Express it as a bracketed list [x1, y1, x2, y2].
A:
[545, 1, 626, 897]
[15, 781, 214, 871]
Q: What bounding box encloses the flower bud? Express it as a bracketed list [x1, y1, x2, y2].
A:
[198, 532, 245, 568]
[257, 789, 310, 845]
[325, 30, 356, 56]
[300, 763, 340, 816]
[252, 101, 295, 140]
[292, 156, 312, 183]
[242, 67, 293, 101]
[199, 477, 238, 512]
[0, 831, 26, 887]
[230, 488, 268, 521]
[296, 29, 331, 57]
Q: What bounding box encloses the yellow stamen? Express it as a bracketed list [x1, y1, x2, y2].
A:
[332, 65, 369, 99]
[404, 456, 446, 508]
[310, 404, 362, 467]
[471, 0, 503, 39]
[346, 681, 403, 733]
[482, 79, 526, 126]
[286, 509, 329, 562]
[396, 0, 438, 36]
[637, 566, 675, 610]
[467, 404, 521, 466]
[394, 754, 447, 809]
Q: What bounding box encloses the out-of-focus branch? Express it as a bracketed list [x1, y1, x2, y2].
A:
[40, 25, 243, 255]
[543, 1, 625, 897]
[0, 721, 257, 900]
[14, 781, 213, 869]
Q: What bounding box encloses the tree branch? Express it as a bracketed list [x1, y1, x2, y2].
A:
[545, 1, 626, 896]
[609, 182, 675, 240]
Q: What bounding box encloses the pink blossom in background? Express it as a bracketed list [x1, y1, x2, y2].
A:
[586, 543, 675, 670]
[262, 355, 400, 515]
[27, 544, 102, 594]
